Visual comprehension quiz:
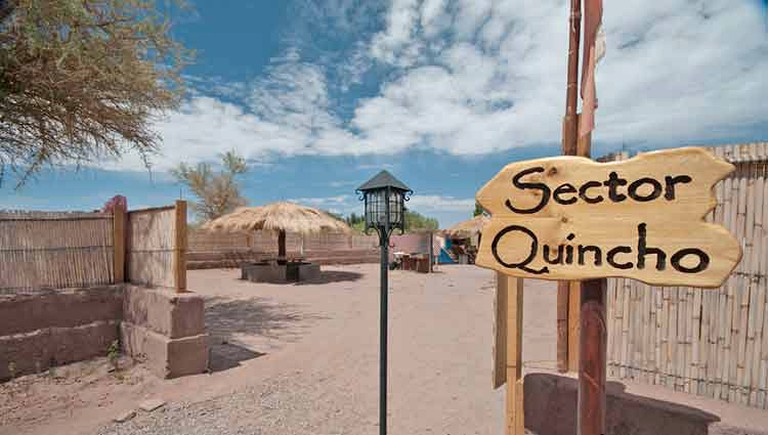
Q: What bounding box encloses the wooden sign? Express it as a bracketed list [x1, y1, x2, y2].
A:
[475, 147, 742, 288]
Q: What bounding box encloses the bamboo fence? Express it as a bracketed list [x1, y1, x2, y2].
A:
[126, 205, 179, 289]
[0, 211, 114, 293]
[606, 142, 768, 408]
[188, 229, 378, 254]
[0, 202, 186, 293]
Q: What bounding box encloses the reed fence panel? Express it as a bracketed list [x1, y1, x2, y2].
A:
[188, 229, 378, 254]
[0, 211, 114, 293]
[127, 206, 176, 288]
[188, 230, 250, 252]
[606, 143, 768, 408]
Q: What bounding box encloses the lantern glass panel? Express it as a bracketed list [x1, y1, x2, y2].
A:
[365, 189, 387, 227]
[388, 190, 402, 226]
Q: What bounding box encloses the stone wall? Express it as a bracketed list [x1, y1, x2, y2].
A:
[121, 286, 208, 378]
[523, 373, 768, 435]
[0, 286, 122, 380]
[0, 285, 207, 381]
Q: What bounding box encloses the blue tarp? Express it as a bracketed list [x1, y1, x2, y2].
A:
[437, 238, 456, 264]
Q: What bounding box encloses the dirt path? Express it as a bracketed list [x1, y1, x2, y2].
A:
[5, 264, 763, 434]
[3, 265, 540, 435]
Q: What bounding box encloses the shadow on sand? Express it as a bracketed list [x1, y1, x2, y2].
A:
[208, 342, 265, 373]
[297, 270, 364, 285]
[205, 297, 311, 340]
[205, 297, 319, 372]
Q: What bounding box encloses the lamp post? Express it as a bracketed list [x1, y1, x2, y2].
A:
[357, 170, 412, 435]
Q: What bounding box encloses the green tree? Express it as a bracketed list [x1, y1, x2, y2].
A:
[172, 151, 247, 222]
[473, 201, 486, 217]
[345, 212, 365, 232]
[325, 210, 345, 222]
[343, 210, 439, 232]
[405, 209, 439, 231]
[0, 0, 191, 184]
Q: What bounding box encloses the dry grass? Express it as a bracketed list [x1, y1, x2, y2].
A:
[446, 214, 490, 238]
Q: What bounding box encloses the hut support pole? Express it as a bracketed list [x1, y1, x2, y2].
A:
[278, 229, 286, 260]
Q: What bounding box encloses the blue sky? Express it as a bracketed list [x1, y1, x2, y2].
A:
[1, 0, 767, 227]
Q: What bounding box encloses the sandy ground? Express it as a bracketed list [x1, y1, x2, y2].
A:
[2, 264, 767, 434]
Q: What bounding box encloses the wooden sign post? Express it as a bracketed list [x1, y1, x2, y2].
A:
[476, 147, 742, 435]
[476, 148, 742, 287]
[484, 3, 744, 435]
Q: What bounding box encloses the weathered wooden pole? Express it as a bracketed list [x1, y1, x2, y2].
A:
[575, 124, 606, 435]
[174, 200, 187, 293]
[112, 201, 126, 284]
[562, 1, 607, 433]
[578, 278, 607, 435]
[563, 0, 582, 154]
[558, 0, 583, 374]
[573, 138, 608, 435]
[505, 276, 525, 435]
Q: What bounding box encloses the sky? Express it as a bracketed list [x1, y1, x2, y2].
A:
[1, 0, 767, 227]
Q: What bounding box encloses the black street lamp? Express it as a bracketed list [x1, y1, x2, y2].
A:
[356, 170, 412, 435]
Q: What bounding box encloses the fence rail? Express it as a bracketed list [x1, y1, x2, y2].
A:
[606, 142, 768, 408]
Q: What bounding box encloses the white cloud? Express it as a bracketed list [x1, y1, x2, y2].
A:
[420, 0, 449, 37]
[407, 195, 475, 213]
[454, 0, 493, 40]
[287, 195, 357, 216]
[283, 193, 476, 228]
[290, 195, 349, 205]
[373, 0, 767, 149]
[370, 0, 422, 65]
[113, 0, 767, 171]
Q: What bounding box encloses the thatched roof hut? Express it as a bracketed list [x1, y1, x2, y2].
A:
[446, 215, 490, 239]
[203, 202, 350, 258]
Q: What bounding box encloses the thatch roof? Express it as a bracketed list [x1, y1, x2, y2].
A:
[202, 202, 351, 234]
[446, 215, 490, 238]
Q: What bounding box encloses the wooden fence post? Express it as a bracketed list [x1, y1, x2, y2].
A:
[568, 281, 582, 371]
[113, 202, 126, 283]
[174, 200, 187, 292]
[557, 282, 570, 372]
[495, 274, 526, 435]
[494, 273, 508, 390]
[428, 231, 434, 272]
[507, 276, 525, 435]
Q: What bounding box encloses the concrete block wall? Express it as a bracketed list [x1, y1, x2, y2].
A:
[0, 286, 123, 380]
[121, 286, 208, 378]
[523, 373, 768, 435]
[0, 285, 208, 381]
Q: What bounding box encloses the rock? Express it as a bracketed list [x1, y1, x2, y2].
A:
[114, 410, 136, 423]
[139, 399, 166, 412]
